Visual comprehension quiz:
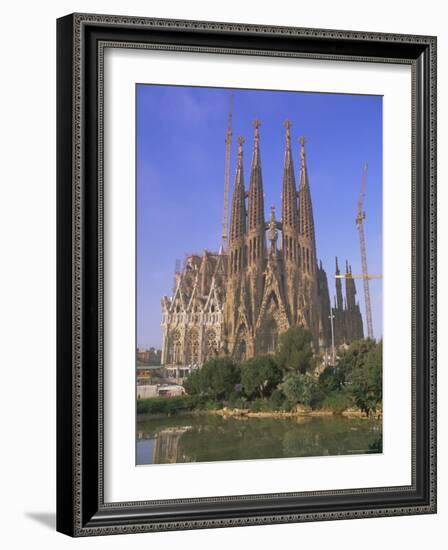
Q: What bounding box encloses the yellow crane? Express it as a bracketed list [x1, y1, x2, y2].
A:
[335, 273, 382, 281]
[334, 163, 382, 339]
[356, 162, 375, 338]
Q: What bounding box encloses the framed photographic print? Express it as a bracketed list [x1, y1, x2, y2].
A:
[57, 13, 437, 536]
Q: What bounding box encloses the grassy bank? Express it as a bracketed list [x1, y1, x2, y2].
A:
[137, 396, 381, 419]
[137, 395, 225, 417]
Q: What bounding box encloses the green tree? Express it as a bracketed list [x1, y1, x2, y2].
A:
[321, 390, 352, 414]
[336, 338, 377, 382]
[280, 372, 319, 408]
[333, 338, 382, 416]
[183, 358, 240, 400]
[276, 327, 314, 373]
[318, 365, 344, 394]
[240, 355, 282, 399]
[182, 369, 202, 396]
[348, 341, 382, 416]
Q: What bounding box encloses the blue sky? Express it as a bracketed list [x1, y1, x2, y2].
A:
[136, 84, 382, 349]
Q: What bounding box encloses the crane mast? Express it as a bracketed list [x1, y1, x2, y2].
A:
[221, 91, 234, 251]
[356, 162, 374, 339]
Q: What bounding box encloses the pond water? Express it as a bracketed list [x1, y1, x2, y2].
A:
[136, 414, 382, 465]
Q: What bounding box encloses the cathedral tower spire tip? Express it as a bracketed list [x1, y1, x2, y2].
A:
[251, 120, 261, 167]
[284, 120, 292, 146]
[299, 135, 306, 170]
[247, 119, 265, 262]
[229, 135, 246, 248]
[281, 119, 298, 232]
[237, 135, 245, 154]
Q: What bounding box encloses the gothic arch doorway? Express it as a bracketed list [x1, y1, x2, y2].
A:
[256, 316, 278, 355]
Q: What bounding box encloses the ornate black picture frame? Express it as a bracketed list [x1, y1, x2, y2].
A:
[57, 13, 437, 537]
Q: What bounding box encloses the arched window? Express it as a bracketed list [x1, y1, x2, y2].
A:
[187, 329, 199, 365]
[172, 329, 182, 365]
[205, 329, 218, 359]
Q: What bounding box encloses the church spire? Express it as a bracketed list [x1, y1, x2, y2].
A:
[228, 136, 247, 276]
[281, 120, 299, 231]
[298, 136, 317, 274]
[229, 136, 246, 245]
[298, 136, 316, 244]
[248, 120, 265, 231]
[345, 259, 357, 310]
[281, 121, 300, 324]
[335, 256, 344, 310]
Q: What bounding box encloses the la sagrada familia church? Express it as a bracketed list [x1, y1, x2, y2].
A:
[161, 120, 363, 378]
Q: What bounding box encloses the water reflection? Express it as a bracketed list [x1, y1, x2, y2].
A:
[137, 415, 382, 465]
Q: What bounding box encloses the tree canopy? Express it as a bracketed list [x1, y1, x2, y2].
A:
[183, 357, 239, 400]
[240, 355, 282, 399]
[337, 339, 382, 416]
[275, 327, 314, 373]
[181, 333, 382, 417]
[280, 372, 318, 408]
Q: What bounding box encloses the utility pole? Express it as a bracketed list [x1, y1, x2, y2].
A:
[221, 90, 234, 251]
[329, 306, 336, 365]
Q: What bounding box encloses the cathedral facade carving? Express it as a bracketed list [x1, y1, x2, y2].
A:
[161, 121, 364, 377]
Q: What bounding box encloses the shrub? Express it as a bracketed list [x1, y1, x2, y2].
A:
[249, 398, 271, 412]
[345, 340, 382, 416]
[280, 372, 319, 408]
[276, 327, 314, 373]
[240, 355, 282, 399]
[318, 366, 344, 393]
[321, 391, 352, 414]
[226, 393, 248, 409]
[183, 358, 240, 400]
[136, 396, 194, 416]
[204, 400, 223, 410]
[268, 388, 288, 411]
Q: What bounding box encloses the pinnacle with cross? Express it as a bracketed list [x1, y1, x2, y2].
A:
[284, 120, 292, 143]
[300, 136, 306, 165]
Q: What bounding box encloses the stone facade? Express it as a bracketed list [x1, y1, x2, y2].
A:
[160, 121, 364, 376]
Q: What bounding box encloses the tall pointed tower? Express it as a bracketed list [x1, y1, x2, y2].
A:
[298, 136, 317, 274]
[345, 260, 356, 309]
[281, 120, 300, 324]
[345, 262, 364, 341]
[247, 120, 266, 328]
[333, 255, 346, 344]
[229, 136, 247, 272]
[247, 120, 266, 264]
[316, 259, 332, 347]
[335, 256, 344, 311]
[297, 136, 319, 337]
[225, 136, 250, 359]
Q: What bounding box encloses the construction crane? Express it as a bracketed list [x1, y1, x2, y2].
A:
[356, 162, 374, 339]
[334, 163, 382, 340]
[335, 273, 382, 281]
[221, 90, 234, 251]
